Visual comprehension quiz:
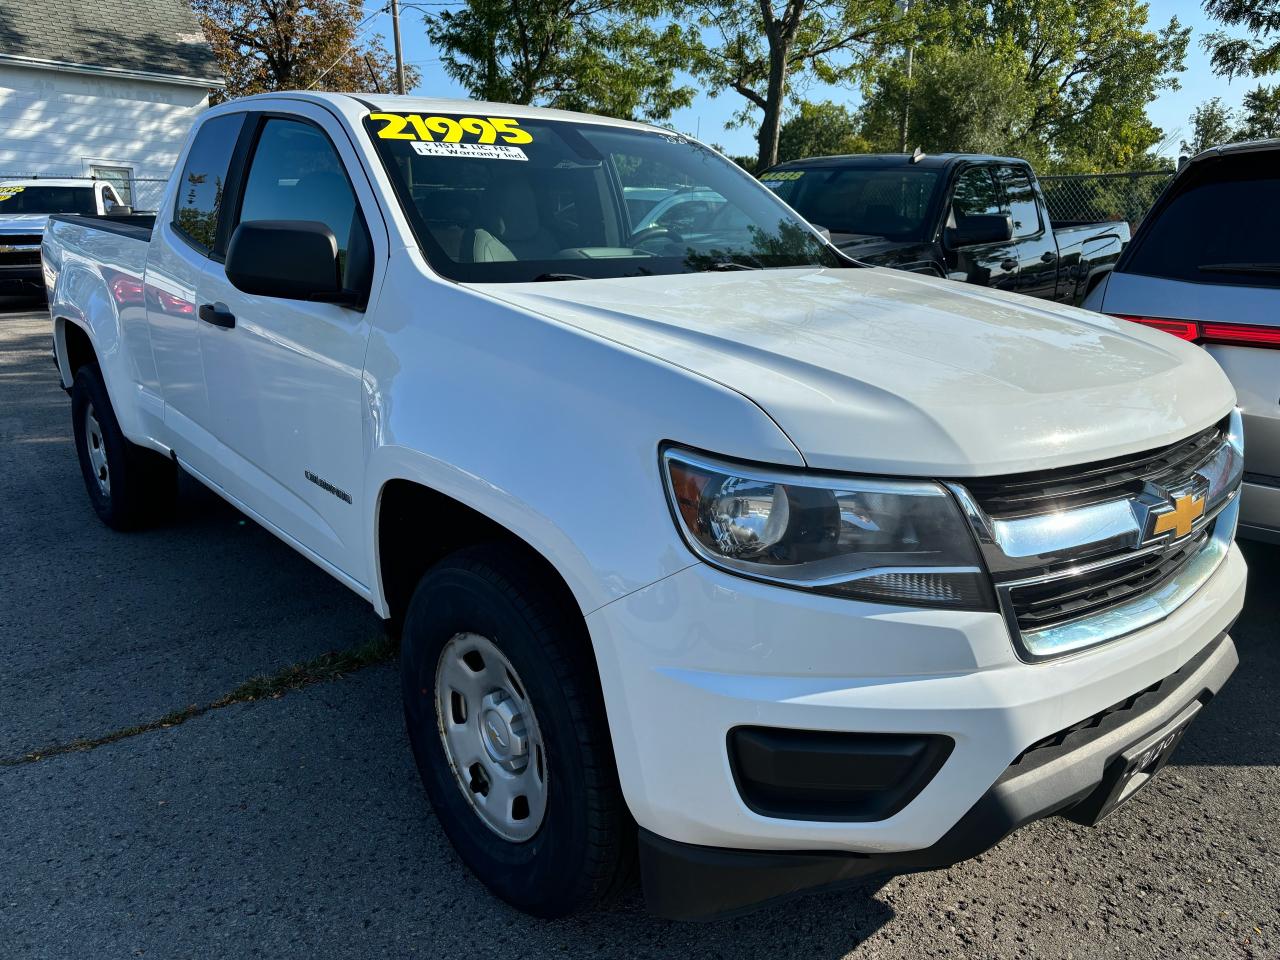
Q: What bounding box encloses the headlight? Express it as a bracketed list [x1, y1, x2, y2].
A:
[662, 448, 992, 610]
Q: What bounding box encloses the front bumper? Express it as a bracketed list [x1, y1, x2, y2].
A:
[638, 629, 1238, 919]
[586, 541, 1246, 913]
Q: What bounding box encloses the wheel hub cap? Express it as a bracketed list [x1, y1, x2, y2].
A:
[84, 403, 109, 497]
[435, 633, 547, 842]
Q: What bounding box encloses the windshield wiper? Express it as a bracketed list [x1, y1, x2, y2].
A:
[1198, 262, 1280, 275]
[532, 272, 591, 282]
[701, 260, 761, 272]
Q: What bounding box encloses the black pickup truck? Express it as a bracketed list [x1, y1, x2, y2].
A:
[760, 153, 1129, 306]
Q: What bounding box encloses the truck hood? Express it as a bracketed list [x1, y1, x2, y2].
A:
[469, 267, 1235, 477]
[0, 213, 50, 233]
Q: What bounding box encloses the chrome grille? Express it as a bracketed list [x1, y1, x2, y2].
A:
[962, 421, 1225, 520]
[949, 410, 1244, 661]
[0, 233, 42, 247]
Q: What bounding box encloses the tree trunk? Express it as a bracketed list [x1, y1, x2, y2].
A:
[755, 42, 789, 169]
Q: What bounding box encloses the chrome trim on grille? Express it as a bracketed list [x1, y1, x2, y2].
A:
[1011, 496, 1237, 659]
[951, 409, 1244, 661]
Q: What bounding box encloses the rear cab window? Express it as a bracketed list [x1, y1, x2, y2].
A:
[171, 113, 245, 256]
[1122, 151, 1280, 288]
[994, 165, 1042, 238]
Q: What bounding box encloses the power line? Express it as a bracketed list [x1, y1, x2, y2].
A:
[305, 3, 392, 90]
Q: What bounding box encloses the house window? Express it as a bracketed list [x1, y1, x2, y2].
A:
[91, 165, 134, 205]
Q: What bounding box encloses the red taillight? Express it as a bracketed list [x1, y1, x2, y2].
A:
[1200, 321, 1280, 347]
[1112, 314, 1280, 349]
[1114, 315, 1199, 341]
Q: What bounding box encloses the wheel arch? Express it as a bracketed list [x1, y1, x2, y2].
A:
[373, 476, 590, 639]
[54, 315, 97, 388]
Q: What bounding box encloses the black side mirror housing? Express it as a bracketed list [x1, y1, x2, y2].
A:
[946, 214, 1013, 248]
[225, 220, 359, 305]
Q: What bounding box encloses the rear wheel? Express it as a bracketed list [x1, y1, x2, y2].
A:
[400, 545, 632, 917]
[71, 365, 175, 530]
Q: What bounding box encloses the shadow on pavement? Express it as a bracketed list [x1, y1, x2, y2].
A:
[1177, 538, 1280, 767]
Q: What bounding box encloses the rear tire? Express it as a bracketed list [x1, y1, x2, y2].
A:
[71, 365, 175, 530]
[401, 544, 632, 917]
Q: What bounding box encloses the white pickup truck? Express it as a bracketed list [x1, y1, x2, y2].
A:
[43, 93, 1247, 920]
[0, 179, 125, 294]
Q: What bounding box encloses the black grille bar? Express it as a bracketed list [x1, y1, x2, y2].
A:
[1010, 527, 1210, 633]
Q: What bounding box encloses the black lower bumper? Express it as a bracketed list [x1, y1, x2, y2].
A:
[639, 631, 1239, 920]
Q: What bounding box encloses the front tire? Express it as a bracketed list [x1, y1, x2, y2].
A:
[70, 365, 175, 530]
[401, 545, 632, 917]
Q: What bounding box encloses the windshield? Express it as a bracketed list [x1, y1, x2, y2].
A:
[0, 185, 97, 215]
[760, 166, 941, 243]
[364, 112, 841, 282]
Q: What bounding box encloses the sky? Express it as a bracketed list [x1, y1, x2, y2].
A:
[364, 0, 1268, 162]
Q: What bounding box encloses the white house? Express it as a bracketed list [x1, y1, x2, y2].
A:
[0, 0, 223, 210]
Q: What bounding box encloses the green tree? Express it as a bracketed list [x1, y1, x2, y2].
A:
[856, 0, 1189, 171]
[860, 40, 1034, 156]
[1202, 0, 1280, 79]
[1181, 97, 1237, 154]
[1237, 83, 1280, 138]
[424, 0, 696, 121]
[776, 100, 870, 161]
[194, 0, 415, 99]
[686, 0, 908, 170]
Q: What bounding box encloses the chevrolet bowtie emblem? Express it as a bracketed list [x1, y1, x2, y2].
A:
[1152, 493, 1205, 539]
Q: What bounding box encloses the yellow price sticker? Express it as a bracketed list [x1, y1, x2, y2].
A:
[369, 113, 534, 146]
[0, 185, 25, 200]
[760, 171, 804, 182]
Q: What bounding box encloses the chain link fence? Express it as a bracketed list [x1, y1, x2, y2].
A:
[0, 174, 169, 213]
[1039, 171, 1174, 229]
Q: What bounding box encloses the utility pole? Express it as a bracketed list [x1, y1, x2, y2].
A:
[391, 0, 407, 95]
[897, 0, 913, 153]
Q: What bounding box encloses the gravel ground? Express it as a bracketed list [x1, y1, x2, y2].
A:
[1, 305, 1276, 959]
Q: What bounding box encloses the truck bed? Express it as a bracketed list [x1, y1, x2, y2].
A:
[49, 213, 156, 242]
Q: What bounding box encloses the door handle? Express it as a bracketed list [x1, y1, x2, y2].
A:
[1041, 251, 1058, 263]
[1000, 258, 1019, 271]
[198, 302, 236, 329]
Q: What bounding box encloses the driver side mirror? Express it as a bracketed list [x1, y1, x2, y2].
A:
[225, 220, 360, 306]
[946, 214, 1013, 248]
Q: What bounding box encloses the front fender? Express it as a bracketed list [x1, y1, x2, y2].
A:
[360, 262, 804, 618]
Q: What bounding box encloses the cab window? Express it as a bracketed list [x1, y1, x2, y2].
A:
[236, 117, 372, 294]
[952, 167, 1003, 220]
[172, 113, 244, 255]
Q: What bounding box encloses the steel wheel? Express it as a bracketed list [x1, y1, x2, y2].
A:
[435, 631, 548, 842]
[84, 402, 110, 497]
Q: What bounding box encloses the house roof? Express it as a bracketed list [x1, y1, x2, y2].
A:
[0, 0, 222, 85]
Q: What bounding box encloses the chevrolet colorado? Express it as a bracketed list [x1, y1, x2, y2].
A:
[43, 93, 1246, 920]
[760, 153, 1130, 305]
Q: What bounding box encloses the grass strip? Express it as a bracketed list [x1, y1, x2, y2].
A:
[3, 633, 396, 766]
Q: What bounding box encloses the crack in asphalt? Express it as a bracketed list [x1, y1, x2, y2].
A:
[1, 633, 397, 767]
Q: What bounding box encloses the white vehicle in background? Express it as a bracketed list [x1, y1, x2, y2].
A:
[43, 93, 1247, 921]
[0, 179, 126, 294]
[1084, 139, 1280, 544]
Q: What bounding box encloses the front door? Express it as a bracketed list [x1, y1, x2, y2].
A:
[195, 106, 384, 588]
[945, 165, 1020, 291]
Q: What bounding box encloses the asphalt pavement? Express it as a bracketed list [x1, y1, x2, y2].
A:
[1, 303, 1276, 960]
